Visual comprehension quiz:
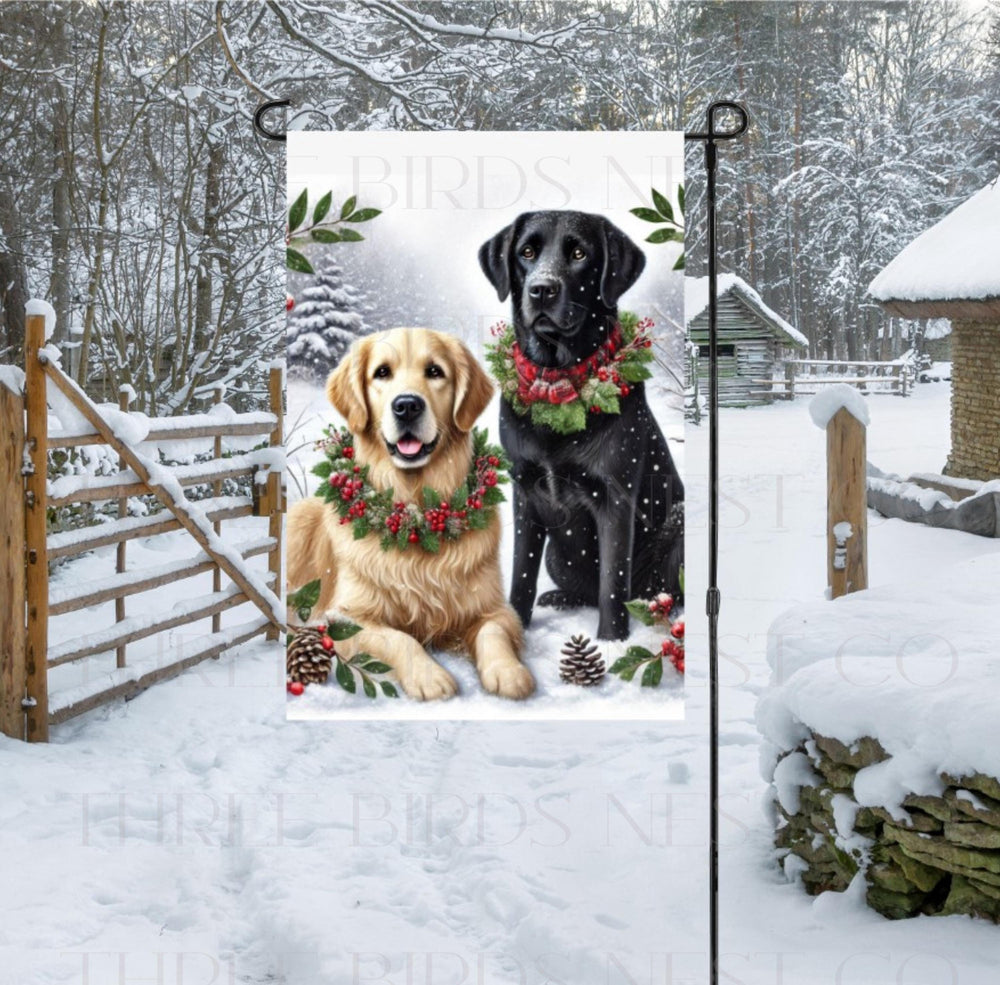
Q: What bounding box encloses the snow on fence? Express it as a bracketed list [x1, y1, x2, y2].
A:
[753, 358, 912, 402]
[0, 314, 285, 742]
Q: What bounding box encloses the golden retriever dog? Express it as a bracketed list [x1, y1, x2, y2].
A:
[287, 328, 534, 701]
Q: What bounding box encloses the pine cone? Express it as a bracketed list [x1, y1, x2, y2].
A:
[286, 626, 334, 685]
[559, 634, 605, 686]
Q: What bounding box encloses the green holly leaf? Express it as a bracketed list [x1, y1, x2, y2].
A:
[673, 253, 686, 271]
[289, 579, 321, 622]
[361, 661, 392, 674]
[337, 228, 364, 242]
[677, 184, 685, 214]
[340, 195, 357, 219]
[630, 206, 664, 224]
[362, 675, 377, 699]
[380, 680, 399, 698]
[641, 658, 664, 687]
[313, 191, 332, 225]
[311, 229, 343, 244]
[344, 208, 381, 223]
[626, 599, 657, 625]
[609, 647, 653, 674]
[652, 188, 674, 223]
[326, 619, 362, 640]
[619, 363, 653, 384]
[286, 248, 313, 274]
[335, 660, 356, 693]
[618, 663, 641, 682]
[591, 389, 621, 415]
[313, 459, 333, 478]
[288, 189, 308, 232]
[646, 227, 682, 245]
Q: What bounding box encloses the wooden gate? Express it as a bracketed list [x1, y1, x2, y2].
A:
[0, 313, 285, 741]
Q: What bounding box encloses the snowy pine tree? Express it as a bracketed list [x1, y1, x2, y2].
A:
[287, 253, 370, 382]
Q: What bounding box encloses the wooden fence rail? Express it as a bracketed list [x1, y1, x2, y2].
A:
[752, 358, 912, 402]
[0, 312, 285, 741]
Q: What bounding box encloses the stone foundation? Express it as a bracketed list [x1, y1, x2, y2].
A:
[775, 733, 1000, 922]
[946, 320, 1000, 481]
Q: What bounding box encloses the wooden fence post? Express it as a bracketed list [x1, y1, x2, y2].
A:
[266, 364, 284, 642]
[116, 385, 131, 668]
[827, 406, 868, 599]
[23, 314, 49, 741]
[0, 370, 27, 739]
[212, 383, 225, 636]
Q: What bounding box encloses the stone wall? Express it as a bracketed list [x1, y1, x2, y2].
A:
[775, 733, 1000, 922]
[946, 320, 1000, 480]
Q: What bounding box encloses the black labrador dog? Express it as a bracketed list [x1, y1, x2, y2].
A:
[479, 210, 683, 640]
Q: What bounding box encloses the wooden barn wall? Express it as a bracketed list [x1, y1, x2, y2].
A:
[688, 294, 781, 405]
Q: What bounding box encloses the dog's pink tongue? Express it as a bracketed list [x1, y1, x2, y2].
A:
[396, 438, 423, 456]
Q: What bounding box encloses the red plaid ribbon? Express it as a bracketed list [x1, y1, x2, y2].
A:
[512, 324, 623, 405]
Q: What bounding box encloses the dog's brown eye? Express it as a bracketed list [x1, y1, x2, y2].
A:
[571, 247, 586, 260]
[426, 363, 445, 379]
[520, 246, 535, 260]
[373, 364, 392, 380]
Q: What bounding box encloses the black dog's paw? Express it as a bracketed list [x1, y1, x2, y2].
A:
[537, 590, 589, 611]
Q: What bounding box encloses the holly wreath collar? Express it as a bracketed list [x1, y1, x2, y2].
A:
[485, 311, 656, 435]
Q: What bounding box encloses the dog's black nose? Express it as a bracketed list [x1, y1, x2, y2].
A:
[528, 279, 561, 303]
[392, 393, 425, 422]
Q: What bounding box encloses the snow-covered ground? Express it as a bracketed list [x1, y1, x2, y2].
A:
[3, 379, 1000, 983]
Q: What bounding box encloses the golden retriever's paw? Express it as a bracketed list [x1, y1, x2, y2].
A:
[479, 660, 535, 700]
[400, 661, 459, 701]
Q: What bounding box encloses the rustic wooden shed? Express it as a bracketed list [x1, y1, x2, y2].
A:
[685, 274, 808, 406]
[869, 176, 1000, 480]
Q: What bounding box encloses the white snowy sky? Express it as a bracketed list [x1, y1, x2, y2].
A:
[288, 130, 684, 340]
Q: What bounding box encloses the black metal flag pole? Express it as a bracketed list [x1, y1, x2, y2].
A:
[685, 101, 749, 985]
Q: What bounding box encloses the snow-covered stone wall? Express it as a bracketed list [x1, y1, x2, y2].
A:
[947, 320, 1000, 481]
[758, 554, 1000, 923]
[772, 734, 1000, 923]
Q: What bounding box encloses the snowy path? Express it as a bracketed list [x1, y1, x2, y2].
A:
[2, 382, 999, 982]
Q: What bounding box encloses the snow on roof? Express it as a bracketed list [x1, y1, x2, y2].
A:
[685, 274, 808, 347]
[869, 175, 1000, 303]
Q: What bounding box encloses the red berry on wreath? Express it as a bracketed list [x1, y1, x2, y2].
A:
[286, 295, 295, 312]
[671, 619, 685, 639]
[408, 531, 419, 543]
[620, 385, 631, 396]
[343, 447, 354, 459]
[321, 635, 334, 651]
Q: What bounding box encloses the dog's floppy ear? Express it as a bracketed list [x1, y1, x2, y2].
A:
[326, 336, 372, 433]
[478, 221, 516, 302]
[599, 218, 646, 308]
[451, 338, 495, 432]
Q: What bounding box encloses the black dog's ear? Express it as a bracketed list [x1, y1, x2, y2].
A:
[599, 218, 646, 307]
[478, 222, 516, 302]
